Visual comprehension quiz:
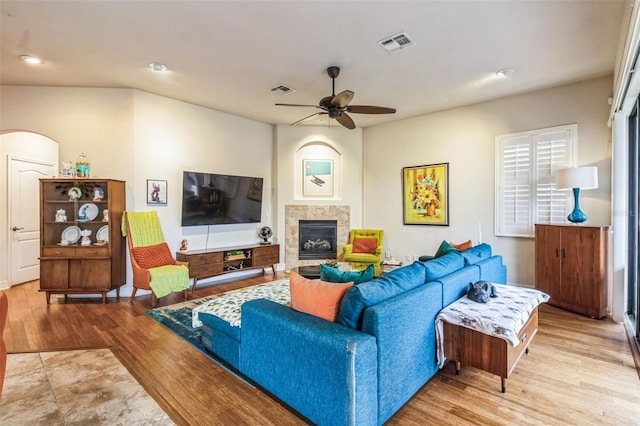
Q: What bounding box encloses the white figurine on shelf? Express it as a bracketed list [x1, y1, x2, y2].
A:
[93, 187, 104, 201]
[55, 209, 67, 222]
[80, 229, 92, 246]
[102, 209, 109, 222]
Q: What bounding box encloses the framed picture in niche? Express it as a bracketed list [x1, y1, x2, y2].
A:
[147, 179, 168, 205]
[402, 163, 449, 226]
[303, 159, 334, 197]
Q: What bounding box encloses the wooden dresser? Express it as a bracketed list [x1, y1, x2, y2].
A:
[176, 243, 279, 291]
[534, 224, 611, 318]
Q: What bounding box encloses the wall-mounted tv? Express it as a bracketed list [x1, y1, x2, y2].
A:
[181, 171, 263, 226]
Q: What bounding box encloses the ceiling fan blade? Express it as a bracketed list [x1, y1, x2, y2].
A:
[291, 111, 326, 126]
[276, 103, 322, 108]
[335, 112, 356, 130]
[346, 105, 396, 114]
[331, 90, 354, 108]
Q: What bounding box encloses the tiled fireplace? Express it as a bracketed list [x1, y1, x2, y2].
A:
[284, 205, 350, 269]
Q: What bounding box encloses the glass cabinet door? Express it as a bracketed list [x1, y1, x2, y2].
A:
[41, 180, 110, 248]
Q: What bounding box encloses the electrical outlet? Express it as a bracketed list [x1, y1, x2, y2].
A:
[385, 251, 390, 259]
[405, 254, 412, 261]
[413, 255, 420, 261]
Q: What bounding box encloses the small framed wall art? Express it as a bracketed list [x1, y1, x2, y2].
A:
[147, 179, 168, 205]
[303, 159, 334, 197]
[402, 163, 449, 226]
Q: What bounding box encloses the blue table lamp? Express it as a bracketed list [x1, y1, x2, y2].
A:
[555, 167, 598, 223]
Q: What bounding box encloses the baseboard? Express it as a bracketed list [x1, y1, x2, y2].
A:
[623, 314, 640, 380]
[0, 279, 9, 290]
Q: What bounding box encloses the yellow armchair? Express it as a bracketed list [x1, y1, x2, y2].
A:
[343, 229, 384, 276]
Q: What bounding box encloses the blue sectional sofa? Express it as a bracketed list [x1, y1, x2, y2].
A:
[198, 243, 506, 425]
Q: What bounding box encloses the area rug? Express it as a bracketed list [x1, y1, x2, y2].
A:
[145, 278, 290, 366]
[0, 349, 174, 425]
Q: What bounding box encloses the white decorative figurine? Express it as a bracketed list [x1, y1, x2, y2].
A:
[80, 229, 92, 246]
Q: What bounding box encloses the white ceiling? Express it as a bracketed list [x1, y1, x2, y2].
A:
[0, 1, 627, 129]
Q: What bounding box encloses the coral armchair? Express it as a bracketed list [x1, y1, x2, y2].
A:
[123, 211, 190, 308]
[343, 229, 384, 276]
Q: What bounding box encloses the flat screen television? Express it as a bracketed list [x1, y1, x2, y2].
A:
[181, 171, 263, 226]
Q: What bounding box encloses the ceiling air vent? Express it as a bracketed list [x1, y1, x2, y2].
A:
[270, 84, 296, 94]
[378, 32, 416, 54]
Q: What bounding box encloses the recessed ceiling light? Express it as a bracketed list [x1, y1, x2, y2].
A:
[19, 55, 44, 65]
[496, 68, 515, 77]
[148, 62, 168, 72]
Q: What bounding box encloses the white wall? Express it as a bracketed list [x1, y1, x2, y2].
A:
[363, 76, 613, 286]
[274, 124, 364, 260]
[0, 86, 274, 293]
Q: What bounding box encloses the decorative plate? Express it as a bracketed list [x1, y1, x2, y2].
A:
[78, 203, 99, 221]
[61, 225, 81, 244]
[96, 225, 109, 243]
[68, 186, 82, 201]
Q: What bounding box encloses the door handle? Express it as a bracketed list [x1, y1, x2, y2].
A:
[12, 226, 24, 231]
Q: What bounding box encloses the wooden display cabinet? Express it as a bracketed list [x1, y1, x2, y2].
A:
[39, 178, 126, 303]
[176, 243, 279, 292]
[535, 224, 611, 318]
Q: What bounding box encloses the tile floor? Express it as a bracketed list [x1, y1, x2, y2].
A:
[0, 348, 174, 425]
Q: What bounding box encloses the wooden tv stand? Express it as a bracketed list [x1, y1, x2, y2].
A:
[176, 243, 279, 292]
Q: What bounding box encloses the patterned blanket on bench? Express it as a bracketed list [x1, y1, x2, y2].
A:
[436, 284, 549, 367]
[192, 279, 291, 328]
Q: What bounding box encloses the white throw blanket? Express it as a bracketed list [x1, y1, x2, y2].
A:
[192, 279, 291, 328]
[436, 284, 549, 367]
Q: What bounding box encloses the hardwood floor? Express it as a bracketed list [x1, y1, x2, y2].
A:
[4, 275, 640, 425]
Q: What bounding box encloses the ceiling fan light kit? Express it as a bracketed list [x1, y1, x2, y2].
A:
[275, 66, 396, 129]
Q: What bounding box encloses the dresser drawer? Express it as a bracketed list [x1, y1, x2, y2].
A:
[42, 247, 76, 257]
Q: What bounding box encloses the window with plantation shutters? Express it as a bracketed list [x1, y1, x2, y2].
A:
[495, 124, 576, 237]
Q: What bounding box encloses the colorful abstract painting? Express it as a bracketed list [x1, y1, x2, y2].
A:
[402, 163, 449, 225]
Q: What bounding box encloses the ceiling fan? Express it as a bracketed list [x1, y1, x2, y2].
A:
[275, 66, 396, 130]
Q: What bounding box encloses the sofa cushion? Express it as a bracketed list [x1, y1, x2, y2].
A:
[460, 243, 492, 265]
[450, 240, 473, 251]
[320, 264, 374, 285]
[434, 240, 458, 258]
[353, 237, 378, 254]
[132, 243, 176, 269]
[289, 271, 352, 322]
[422, 252, 465, 282]
[337, 262, 426, 330]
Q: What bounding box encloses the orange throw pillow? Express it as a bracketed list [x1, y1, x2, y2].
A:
[289, 271, 352, 322]
[450, 240, 473, 251]
[132, 243, 177, 269]
[352, 237, 378, 254]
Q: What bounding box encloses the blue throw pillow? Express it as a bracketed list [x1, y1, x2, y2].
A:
[460, 243, 492, 265]
[320, 264, 374, 285]
[434, 240, 458, 258]
[337, 262, 426, 330]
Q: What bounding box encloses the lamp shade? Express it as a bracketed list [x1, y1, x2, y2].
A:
[555, 167, 598, 190]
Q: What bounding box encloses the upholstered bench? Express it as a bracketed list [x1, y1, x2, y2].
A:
[193, 280, 291, 369]
[436, 284, 549, 392]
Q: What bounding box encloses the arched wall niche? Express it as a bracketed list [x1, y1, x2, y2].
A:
[294, 140, 342, 200]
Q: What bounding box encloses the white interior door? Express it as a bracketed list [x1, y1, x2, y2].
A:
[9, 157, 55, 285]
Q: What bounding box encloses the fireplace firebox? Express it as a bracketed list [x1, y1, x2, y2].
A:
[298, 220, 337, 260]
